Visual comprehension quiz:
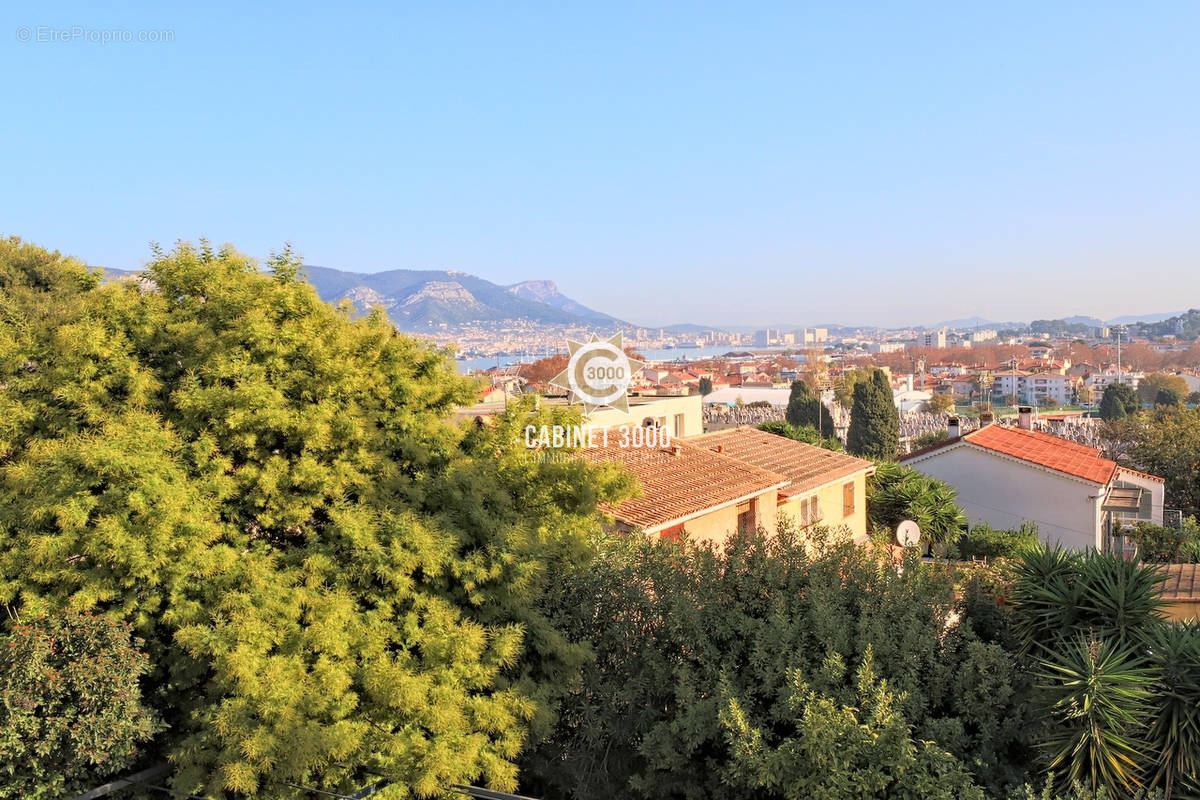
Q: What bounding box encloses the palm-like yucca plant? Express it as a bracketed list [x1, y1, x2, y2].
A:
[1038, 635, 1155, 794]
[1076, 554, 1167, 651]
[1011, 546, 1085, 653]
[1146, 622, 1200, 799]
[1011, 547, 1166, 655]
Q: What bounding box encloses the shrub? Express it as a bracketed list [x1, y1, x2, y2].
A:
[913, 429, 950, 450]
[958, 521, 1040, 560]
[0, 611, 159, 797]
[867, 461, 968, 549]
[1120, 517, 1200, 563]
[758, 420, 842, 451]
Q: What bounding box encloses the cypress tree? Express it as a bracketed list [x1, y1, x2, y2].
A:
[1099, 382, 1139, 420]
[846, 369, 899, 460]
[785, 379, 835, 436]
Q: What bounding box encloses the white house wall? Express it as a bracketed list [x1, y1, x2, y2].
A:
[907, 445, 1102, 550]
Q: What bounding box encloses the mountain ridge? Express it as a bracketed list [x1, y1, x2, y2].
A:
[97, 265, 1189, 335]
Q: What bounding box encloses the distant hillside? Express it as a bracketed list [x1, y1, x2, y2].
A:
[662, 323, 724, 334]
[299, 266, 629, 330]
[102, 265, 628, 331]
[1126, 309, 1200, 341]
[1106, 311, 1186, 326]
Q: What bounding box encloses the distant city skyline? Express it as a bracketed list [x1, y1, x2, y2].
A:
[4, 2, 1199, 327]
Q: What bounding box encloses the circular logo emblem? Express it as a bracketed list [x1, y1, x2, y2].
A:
[550, 333, 645, 413]
[569, 339, 631, 407]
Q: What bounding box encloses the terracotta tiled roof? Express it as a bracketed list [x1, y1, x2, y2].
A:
[964, 425, 1117, 484]
[690, 427, 875, 496]
[579, 433, 788, 532]
[1119, 466, 1167, 484]
[1157, 564, 1200, 602]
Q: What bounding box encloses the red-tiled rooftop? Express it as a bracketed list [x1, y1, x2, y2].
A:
[1158, 564, 1200, 602]
[690, 427, 875, 497]
[901, 423, 1122, 485]
[1119, 466, 1166, 484]
[964, 425, 1117, 484]
[579, 433, 788, 532]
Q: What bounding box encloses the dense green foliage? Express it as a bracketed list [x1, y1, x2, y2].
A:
[1099, 383, 1140, 420]
[913, 428, 950, 450]
[758, 420, 843, 451]
[847, 368, 900, 460]
[867, 461, 967, 548]
[785, 379, 836, 436]
[0, 611, 159, 797]
[1156, 388, 1184, 408]
[1139, 374, 1191, 406]
[698, 376, 713, 395]
[1126, 408, 1200, 512]
[958, 522, 1040, 560]
[927, 393, 956, 415]
[1120, 518, 1200, 563]
[9, 236, 1200, 800]
[0, 238, 628, 797]
[520, 526, 1032, 799]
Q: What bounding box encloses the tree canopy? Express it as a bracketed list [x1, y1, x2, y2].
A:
[1137, 373, 1190, 406]
[0, 238, 628, 796]
[785, 379, 835, 436]
[1099, 382, 1140, 420]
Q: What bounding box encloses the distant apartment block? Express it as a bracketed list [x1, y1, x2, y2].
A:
[868, 341, 906, 354]
[921, 328, 948, 348]
[990, 372, 1074, 405]
[753, 329, 779, 347]
[969, 329, 997, 343]
[1085, 371, 1144, 392]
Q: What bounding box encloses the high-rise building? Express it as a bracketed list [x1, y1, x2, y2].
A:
[921, 328, 948, 348]
[753, 329, 778, 347]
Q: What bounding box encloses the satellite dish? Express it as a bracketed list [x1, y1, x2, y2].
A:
[896, 520, 921, 548]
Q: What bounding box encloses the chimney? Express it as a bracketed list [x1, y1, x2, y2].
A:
[906, 374, 914, 392]
[947, 416, 961, 439]
[1018, 405, 1033, 430]
[979, 410, 994, 428]
[715, 444, 723, 453]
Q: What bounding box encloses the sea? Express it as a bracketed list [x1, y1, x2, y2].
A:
[455, 345, 794, 374]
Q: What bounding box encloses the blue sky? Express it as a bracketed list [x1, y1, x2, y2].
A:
[3, 2, 1198, 328]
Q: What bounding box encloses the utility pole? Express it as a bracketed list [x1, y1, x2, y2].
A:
[1009, 356, 1017, 407]
[1114, 326, 1123, 384]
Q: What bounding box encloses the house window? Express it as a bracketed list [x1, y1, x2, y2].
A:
[798, 496, 821, 527]
[843, 481, 855, 516]
[737, 501, 754, 534]
[674, 413, 686, 437]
